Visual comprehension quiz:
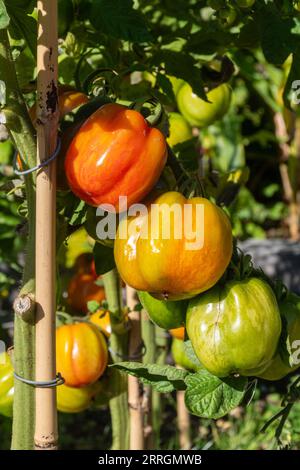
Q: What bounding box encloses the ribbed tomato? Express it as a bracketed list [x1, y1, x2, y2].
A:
[64, 103, 167, 211]
[115, 191, 233, 300]
[67, 273, 106, 313]
[56, 323, 108, 387]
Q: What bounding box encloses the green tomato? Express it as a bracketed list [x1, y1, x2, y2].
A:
[138, 291, 187, 330]
[142, 73, 184, 97]
[0, 352, 14, 418]
[256, 292, 300, 381]
[167, 112, 193, 147]
[236, 0, 255, 8]
[218, 7, 237, 27]
[171, 338, 199, 372]
[177, 83, 232, 128]
[186, 278, 282, 377]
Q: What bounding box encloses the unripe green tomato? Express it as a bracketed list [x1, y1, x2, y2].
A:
[167, 112, 193, 147]
[256, 292, 300, 381]
[138, 291, 187, 330]
[236, 0, 255, 8]
[186, 278, 282, 377]
[0, 140, 14, 165]
[207, 0, 225, 10]
[294, 2, 300, 12]
[218, 7, 237, 27]
[171, 338, 199, 372]
[0, 352, 14, 418]
[142, 73, 184, 97]
[177, 83, 232, 128]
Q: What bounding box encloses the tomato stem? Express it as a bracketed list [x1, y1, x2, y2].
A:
[0, 28, 37, 450]
[102, 269, 129, 449]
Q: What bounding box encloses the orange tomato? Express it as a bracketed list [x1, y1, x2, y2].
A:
[89, 309, 111, 338]
[114, 191, 233, 300]
[56, 322, 108, 387]
[64, 103, 167, 211]
[74, 253, 97, 278]
[169, 326, 185, 341]
[67, 273, 105, 313]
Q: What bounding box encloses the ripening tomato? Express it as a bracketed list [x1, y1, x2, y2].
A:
[186, 278, 282, 377]
[0, 352, 14, 418]
[218, 7, 237, 27]
[67, 273, 105, 313]
[65, 103, 167, 212]
[89, 309, 112, 338]
[57, 382, 100, 413]
[256, 292, 300, 381]
[169, 326, 185, 341]
[167, 112, 193, 147]
[56, 322, 108, 387]
[74, 253, 97, 278]
[171, 338, 199, 372]
[177, 83, 232, 128]
[138, 291, 187, 329]
[114, 191, 233, 300]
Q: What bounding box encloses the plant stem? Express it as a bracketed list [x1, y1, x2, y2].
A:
[141, 312, 156, 449]
[0, 28, 36, 450]
[152, 325, 167, 449]
[102, 269, 129, 450]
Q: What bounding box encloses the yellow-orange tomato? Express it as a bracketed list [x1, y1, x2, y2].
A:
[114, 191, 233, 300]
[67, 273, 105, 313]
[169, 326, 185, 341]
[57, 382, 101, 413]
[56, 323, 108, 387]
[64, 103, 167, 211]
[89, 309, 112, 338]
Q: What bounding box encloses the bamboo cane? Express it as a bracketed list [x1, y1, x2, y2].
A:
[127, 286, 144, 450]
[34, 0, 59, 450]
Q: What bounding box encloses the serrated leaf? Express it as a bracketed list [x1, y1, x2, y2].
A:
[93, 242, 115, 276]
[185, 369, 247, 419]
[110, 362, 189, 393]
[89, 0, 152, 43]
[0, 0, 9, 29]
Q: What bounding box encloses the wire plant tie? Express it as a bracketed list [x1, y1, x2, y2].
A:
[14, 371, 65, 388]
[13, 137, 61, 176]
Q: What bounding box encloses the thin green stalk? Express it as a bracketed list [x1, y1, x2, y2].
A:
[102, 269, 129, 450]
[0, 29, 36, 450]
[141, 313, 155, 449]
[152, 326, 167, 449]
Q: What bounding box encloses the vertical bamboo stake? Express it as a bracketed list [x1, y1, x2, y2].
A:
[34, 0, 59, 450]
[127, 286, 144, 450]
[176, 367, 191, 450]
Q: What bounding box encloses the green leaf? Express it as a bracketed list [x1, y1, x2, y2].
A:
[110, 362, 189, 393]
[87, 300, 101, 314]
[7, 6, 37, 57]
[283, 47, 300, 110]
[89, 0, 152, 43]
[0, 1, 10, 29]
[185, 369, 248, 419]
[93, 242, 115, 276]
[258, 7, 297, 65]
